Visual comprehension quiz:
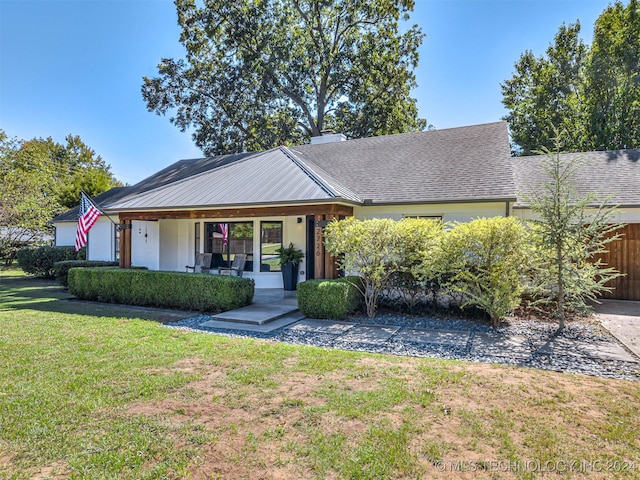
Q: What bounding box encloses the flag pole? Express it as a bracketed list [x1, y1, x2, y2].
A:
[81, 190, 129, 231]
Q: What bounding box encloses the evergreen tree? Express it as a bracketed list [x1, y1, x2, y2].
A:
[522, 134, 623, 331]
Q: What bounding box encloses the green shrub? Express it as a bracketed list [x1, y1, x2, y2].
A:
[16, 246, 85, 278]
[440, 217, 529, 326]
[297, 276, 363, 320]
[68, 268, 254, 312]
[53, 260, 119, 287]
[324, 217, 443, 317]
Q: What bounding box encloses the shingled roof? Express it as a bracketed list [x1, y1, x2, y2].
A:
[290, 122, 515, 204]
[513, 149, 640, 207]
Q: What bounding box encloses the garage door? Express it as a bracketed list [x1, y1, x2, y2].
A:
[598, 224, 640, 301]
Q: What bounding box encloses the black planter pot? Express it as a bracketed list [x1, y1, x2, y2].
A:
[281, 261, 299, 291]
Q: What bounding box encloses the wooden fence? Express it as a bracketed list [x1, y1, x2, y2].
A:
[597, 223, 640, 301]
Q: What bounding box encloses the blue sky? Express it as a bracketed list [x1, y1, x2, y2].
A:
[1, 0, 610, 185]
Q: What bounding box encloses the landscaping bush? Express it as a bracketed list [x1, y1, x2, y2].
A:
[297, 276, 363, 320]
[324, 217, 443, 317]
[53, 260, 119, 287]
[68, 268, 254, 312]
[440, 217, 529, 326]
[17, 245, 85, 278]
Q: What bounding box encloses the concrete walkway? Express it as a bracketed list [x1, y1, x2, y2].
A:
[594, 299, 640, 359]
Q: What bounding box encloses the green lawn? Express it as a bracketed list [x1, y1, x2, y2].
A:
[1, 267, 639, 479]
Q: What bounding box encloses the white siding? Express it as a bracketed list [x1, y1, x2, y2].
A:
[353, 202, 510, 223]
[54, 217, 117, 261]
[513, 207, 640, 223]
[87, 217, 116, 261]
[159, 219, 192, 272]
[54, 223, 76, 247]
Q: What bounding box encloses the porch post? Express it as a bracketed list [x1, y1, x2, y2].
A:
[324, 213, 338, 279]
[119, 220, 132, 269]
[314, 214, 325, 279]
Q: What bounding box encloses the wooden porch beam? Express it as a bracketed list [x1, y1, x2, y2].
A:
[118, 203, 354, 222]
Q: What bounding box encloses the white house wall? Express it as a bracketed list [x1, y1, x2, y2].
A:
[54, 223, 76, 247]
[513, 207, 640, 223]
[131, 220, 160, 270]
[54, 216, 119, 262]
[87, 217, 116, 261]
[159, 219, 192, 272]
[353, 202, 510, 223]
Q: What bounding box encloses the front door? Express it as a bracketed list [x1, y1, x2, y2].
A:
[306, 215, 315, 280]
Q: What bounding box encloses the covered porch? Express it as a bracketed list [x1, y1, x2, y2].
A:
[116, 203, 353, 288]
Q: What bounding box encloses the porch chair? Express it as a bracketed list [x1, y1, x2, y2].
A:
[185, 253, 212, 273]
[218, 253, 246, 277]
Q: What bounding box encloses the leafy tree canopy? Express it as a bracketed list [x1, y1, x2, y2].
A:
[0, 130, 122, 262]
[142, 0, 427, 156]
[502, 0, 640, 155]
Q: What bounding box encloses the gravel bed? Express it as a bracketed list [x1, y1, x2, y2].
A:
[166, 313, 640, 381]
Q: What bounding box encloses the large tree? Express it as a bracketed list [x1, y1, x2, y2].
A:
[502, 0, 640, 155]
[51, 134, 122, 210]
[501, 23, 587, 155]
[0, 132, 60, 263]
[142, 0, 426, 155]
[585, 0, 640, 150]
[0, 130, 121, 263]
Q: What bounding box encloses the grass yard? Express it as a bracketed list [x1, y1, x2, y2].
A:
[1, 267, 639, 479]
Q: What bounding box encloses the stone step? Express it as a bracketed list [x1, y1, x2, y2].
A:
[210, 302, 300, 325]
[201, 310, 306, 333]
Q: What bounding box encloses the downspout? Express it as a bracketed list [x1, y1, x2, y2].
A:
[505, 201, 510, 217]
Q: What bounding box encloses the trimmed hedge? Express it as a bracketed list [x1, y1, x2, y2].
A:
[53, 260, 119, 287]
[68, 268, 254, 312]
[17, 246, 85, 278]
[297, 276, 363, 320]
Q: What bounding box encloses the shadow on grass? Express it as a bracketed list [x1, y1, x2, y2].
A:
[0, 271, 197, 324]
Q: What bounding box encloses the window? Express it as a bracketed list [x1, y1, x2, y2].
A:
[402, 215, 443, 221]
[204, 222, 254, 271]
[114, 224, 120, 262]
[260, 221, 282, 272]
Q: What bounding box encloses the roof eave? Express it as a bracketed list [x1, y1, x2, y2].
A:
[360, 196, 517, 206]
[104, 197, 362, 214]
[513, 203, 640, 209]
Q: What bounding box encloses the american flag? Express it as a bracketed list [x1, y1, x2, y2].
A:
[74, 192, 103, 252]
[219, 223, 229, 246]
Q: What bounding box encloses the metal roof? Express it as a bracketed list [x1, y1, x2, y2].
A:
[105, 148, 361, 210]
[50, 187, 132, 223]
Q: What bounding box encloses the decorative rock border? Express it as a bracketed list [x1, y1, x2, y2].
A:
[166, 313, 640, 381]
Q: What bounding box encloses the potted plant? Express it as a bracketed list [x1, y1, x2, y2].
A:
[277, 242, 304, 290]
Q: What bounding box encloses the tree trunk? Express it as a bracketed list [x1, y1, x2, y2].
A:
[556, 242, 566, 333]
